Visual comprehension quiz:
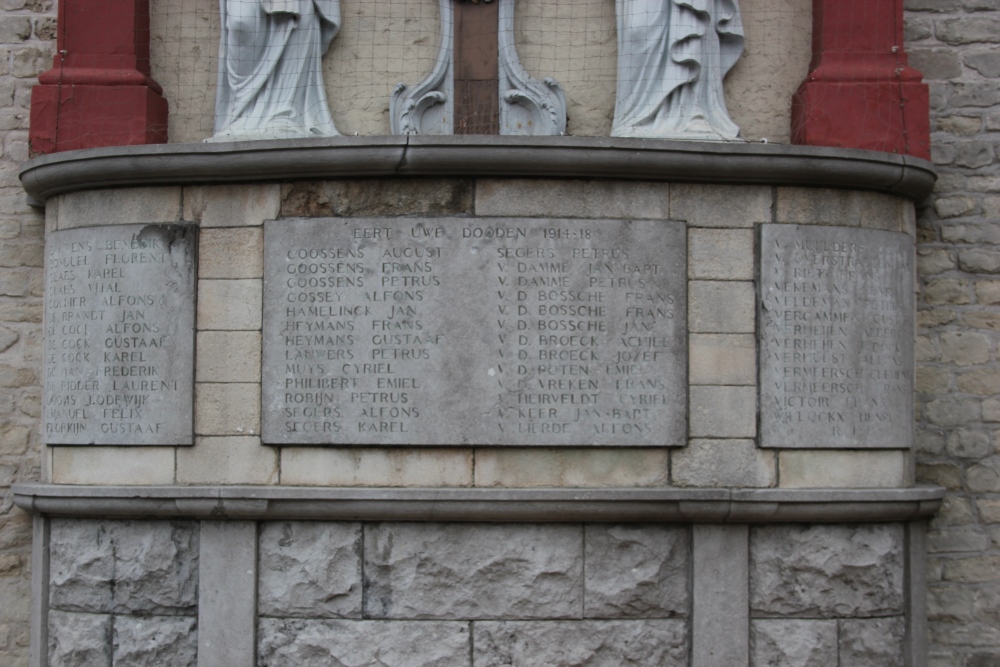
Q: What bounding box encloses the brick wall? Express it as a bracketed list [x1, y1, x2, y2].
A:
[907, 1, 1000, 665]
[0, 0, 52, 663]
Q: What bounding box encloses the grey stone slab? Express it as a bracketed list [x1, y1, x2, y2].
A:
[49, 519, 199, 615]
[263, 217, 686, 446]
[48, 610, 112, 667]
[839, 617, 906, 667]
[583, 524, 689, 618]
[750, 619, 838, 667]
[258, 618, 470, 667]
[759, 225, 914, 449]
[363, 523, 582, 619]
[473, 619, 688, 666]
[750, 524, 905, 617]
[258, 521, 362, 618]
[692, 525, 749, 667]
[198, 521, 256, 666]
[112, 616, 197, 667]
[42, 224, 195, 445]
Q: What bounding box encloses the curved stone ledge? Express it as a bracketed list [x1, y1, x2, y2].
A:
[12, 483, 945, 523]
[19, 136, 936, 204]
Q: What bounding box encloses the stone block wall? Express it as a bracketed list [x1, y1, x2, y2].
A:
[906, 0, 1000, 665]
[39, 517, 913, 667]
[0, 0, 52, 663]
[47, 519, 198, 666]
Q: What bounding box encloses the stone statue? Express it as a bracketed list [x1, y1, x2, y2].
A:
[612, 0, 744, 141]
[209, 0, 341, 142]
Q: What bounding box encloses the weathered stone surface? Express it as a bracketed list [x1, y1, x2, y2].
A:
[258, 522, 362, 618]
[58, 187, 181, 229]
[476, 179, 668, 220]
[51, 446, 176, 485]
[258, 618, 469, 667]
[672, 439, 776, 488]
[839, 617, 906, 667]
[474, 448, 668, 487]
[280, 179, 474, 218]
[670, 183, 772, 228]
[688, 280, 756, 333]
[263, 217, 687, 447]
[113, 616, 197, 667]
[750, 524, 904, 617]
[473, 619, 687, 666]
[43, 225, 196, 445]
[198, 227, 263, 279]
[280, 446, 473, 486]
[688, 228, 755, 280]
[184, 183, 280, 227]
[583, 525, 688, 618]
[48, 610, 111, 667]
[364, 523, 582, 619]
[48, 519, 114, 612]
[759, 225, 914, 449]
[750, 619, 838, 667]
[108, 521, 199, 614]
[49, 519, 198, 614]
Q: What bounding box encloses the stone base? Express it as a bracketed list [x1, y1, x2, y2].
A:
[33, 512, 929, 667]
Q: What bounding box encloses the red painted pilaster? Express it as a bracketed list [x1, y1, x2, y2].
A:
[791, 0, 929, 159]
[29, 0, 168, 154]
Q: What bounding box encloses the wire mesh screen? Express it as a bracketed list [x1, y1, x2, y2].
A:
[146, 0, 812, 144]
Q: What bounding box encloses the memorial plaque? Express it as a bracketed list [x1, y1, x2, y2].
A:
[43, 225, 196, 445]
[759, 225, 914, 448]
[263, 217, 686, 446]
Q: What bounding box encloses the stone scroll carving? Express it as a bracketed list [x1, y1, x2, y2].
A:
[209, 0, 342, 142]
[390, 0, 566, 136]
[612, 0, 744, 141]
[498, 0, 567, 136]
[390, 0, 454, 135]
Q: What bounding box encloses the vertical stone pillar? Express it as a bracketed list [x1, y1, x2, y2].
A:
[29, 516, 49, 667]
[791, 0, 930, 159]
[198, 522, 257, 666]
[29, 0, 168, 153]
[692, 525, 749, 667]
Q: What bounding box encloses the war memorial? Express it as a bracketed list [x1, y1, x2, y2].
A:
[0, 0, 966, 664]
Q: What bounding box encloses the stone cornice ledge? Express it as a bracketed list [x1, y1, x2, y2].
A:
[12, 483, 945, 523]
[19, 135, 937, 204]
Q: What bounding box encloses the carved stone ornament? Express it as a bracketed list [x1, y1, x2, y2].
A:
[390, 0, 566, 136]
[498, 0, 567, 136]
[390, 0, 454, 135]
[612, 0, 745, 141]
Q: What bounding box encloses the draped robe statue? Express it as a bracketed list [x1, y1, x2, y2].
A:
[612, 0, 744, 141]
[210, 0, 341, 142]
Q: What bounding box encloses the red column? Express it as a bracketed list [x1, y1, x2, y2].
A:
[791, 0, 929, 159]
[29, 0, 168, 154]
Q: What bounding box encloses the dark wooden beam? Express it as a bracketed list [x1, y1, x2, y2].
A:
[453, 0, 499, 135]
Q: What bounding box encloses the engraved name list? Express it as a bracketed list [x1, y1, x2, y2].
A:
[263, 217, 686, 446]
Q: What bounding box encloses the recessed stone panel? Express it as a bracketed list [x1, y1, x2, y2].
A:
[759, 225, 913, 449]
[263, 217, 686, 446]
[43, 225, 196, 445]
